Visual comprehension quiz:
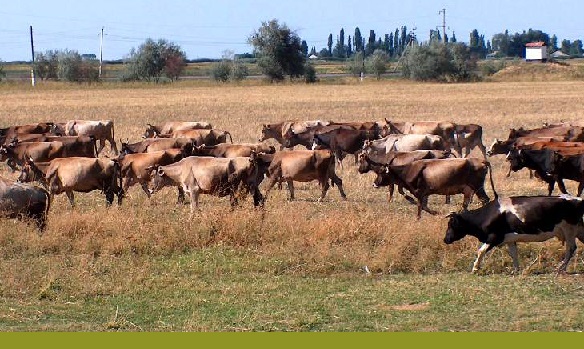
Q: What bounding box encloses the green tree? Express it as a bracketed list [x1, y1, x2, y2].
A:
[33, 50, 58, 80]
[124, 38, 186, 82]
[561, 39, 571, 54]
[347, 51, 365, 76]
[570, 40, 583, 56]
[354, 27, 363, 52]
[248, 19, 306, 82]
[327, 33, 333, 56]
[333, 28, 346, 58]
[366, 30, 376, 55]
[401, 42, 477, 82]
[301, 40, 309, 57]
[0, 60, 5, 81]
[347, 35, 353, 57]
[57, 50, 99, 82]
[366, 49, 389, 79]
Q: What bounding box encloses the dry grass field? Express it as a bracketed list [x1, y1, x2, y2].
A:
[2, 78, 584, 331]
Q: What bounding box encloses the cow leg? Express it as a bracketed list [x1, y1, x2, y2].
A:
[547, 180, 556, 196]
[97, 140, 106, 155]
[506, 242, 520, 273]
[66, 191, 75, 207]
[387, 184, 395, 202]
[139, 182, 152, 198]
[109, 138, 119, 155]
[262, 174, 280, 201]
[287, 180, 295, 201]
[177, 187, 185, 204]
[472, 243, 494, 273]
[445, 195, 451, 204]
[556, 178, 569, 195]
[474, 187, 490, 206]
[330, 173, 347, 200]
[557, 226, 579, 274]
[506, 166, 512, 178]
[189, 187, 200, 215]
[417, 195, 437, 219]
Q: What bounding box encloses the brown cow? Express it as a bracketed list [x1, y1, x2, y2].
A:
[143, 121, 213, 138]
[263, 149, 347, 201]
[0, 176, 51, 231]
[52, 120, 118, 155]
[382, 119, 456, 149]
[148, 155, 263, 212]
[384, 157, 493, 219]
[117, 149, 185, 200]
[452, 123, 486, 158]
[363, 134, 446, 154]
[18, 157, 123, 207]
[0, 140, 96, 171]
[258, 120, 333, 147]
[192, 143, 276, 158]
[165, 129, 233, 145]
[0, 122, 55, 145]
[120, 138, 195, 155]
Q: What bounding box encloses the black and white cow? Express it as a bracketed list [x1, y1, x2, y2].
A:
[443, 195, 584, 274]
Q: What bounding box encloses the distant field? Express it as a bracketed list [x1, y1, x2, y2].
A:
[1, 79, 584, 331]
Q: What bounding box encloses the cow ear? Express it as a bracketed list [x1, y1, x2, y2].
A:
[445, 211, 457, 219]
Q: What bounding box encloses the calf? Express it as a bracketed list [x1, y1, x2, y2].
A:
[444, 195, 584, 274]
[263, 149, 347, 202]
[312, 128, 379, 164]
[0, 176, 51, 231]
[385, 157, 492, 219]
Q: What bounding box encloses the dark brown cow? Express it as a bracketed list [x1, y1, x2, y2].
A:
[117, 149, 185, 200]
[18, 157, 123, 207]
[143, 121, 213, 138]
[192, 143, 276, 158]
[148, 155, 264, 212]
[357, 150, 452, 202]
[0, 176, 51, 231]
[263, 149, 347, 201]
[0, 122, 54, 145]
[384, 157, 493, 219]
[311, 128, 379, 164]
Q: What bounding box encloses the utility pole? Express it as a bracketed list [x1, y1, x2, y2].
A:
[99, 26, 104, 77]
[439, 8, 446, 44]
[29, 25, 35, 86]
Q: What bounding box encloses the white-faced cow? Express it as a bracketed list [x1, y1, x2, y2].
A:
[444, 195, 584, 274]
[0, 176, 51, 231]
[263, 149, 347, 202]
[148, 155, 263, 213]
[143, 121, 213, 138]
[363, 134, 446, 154]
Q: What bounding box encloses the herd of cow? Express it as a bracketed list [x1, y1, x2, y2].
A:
[3, 118, 584, 274]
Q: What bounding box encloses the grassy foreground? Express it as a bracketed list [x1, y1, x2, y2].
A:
[1, 78, 584, 331]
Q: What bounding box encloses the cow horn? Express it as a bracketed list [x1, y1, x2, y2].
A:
[445, 211, 457, 218]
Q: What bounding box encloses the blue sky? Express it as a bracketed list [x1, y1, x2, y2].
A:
[1, 0, 582, 61]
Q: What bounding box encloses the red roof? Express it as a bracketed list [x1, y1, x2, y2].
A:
[526, 42, 546, 47]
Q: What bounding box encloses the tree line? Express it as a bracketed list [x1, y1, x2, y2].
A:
[318, 27, 583, 60]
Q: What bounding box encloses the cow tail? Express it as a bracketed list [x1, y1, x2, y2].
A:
[329, 152, 336, 187]
[486, 161, 498, 200]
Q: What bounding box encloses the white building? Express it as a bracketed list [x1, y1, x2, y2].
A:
[525, 42, 548, 62]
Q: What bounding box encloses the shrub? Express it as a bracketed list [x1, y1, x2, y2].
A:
[303, 62, 317, 83]
[401, 42, 478, 82]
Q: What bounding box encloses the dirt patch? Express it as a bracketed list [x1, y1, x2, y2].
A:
[490, 61, 584, 82]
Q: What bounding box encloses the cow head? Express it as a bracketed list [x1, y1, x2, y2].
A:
[143, 124, 157, 138]
[147, 165, 173, 195]
[443, 212, 468, 244]
[505, 149, 524, 172]
[357, 153, 371, 174]
[18, 157, 45, 185]
[486, 138, 506, 157]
